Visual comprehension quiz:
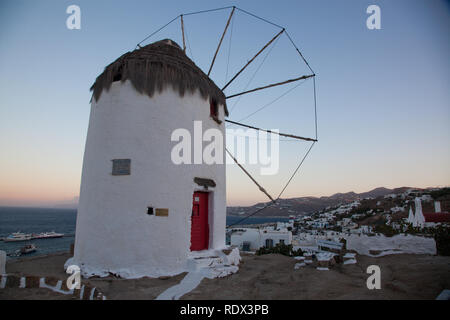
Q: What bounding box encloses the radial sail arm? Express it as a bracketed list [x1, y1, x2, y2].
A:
[207, 7, 236, 76]
[225, 148, 275, 202]
[221, 28, 285, 91]
[226, 74, 315, 99]
[225, 119, 317, 142]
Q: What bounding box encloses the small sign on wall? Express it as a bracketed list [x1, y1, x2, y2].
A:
[155, 208, 169, 217]
[112, 159, 131, 175]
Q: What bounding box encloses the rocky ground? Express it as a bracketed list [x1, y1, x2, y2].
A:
[1, 252, 449, 300]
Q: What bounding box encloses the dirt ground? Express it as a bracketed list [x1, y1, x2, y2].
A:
[184, 253, 450, 299]
[1, 252, 449, 300]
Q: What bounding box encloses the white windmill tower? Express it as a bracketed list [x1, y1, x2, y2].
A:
[72, 39, 228, 278]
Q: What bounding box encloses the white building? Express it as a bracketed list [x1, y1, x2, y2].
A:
[407, 206, 414, 224]
[337, 218, 352, 227]
[434, 201, 441, 213]
[350, 225, 373, 235]
[277, 221, 293, 230]
[229, 228, 292, 251]
[413, 197, 425, 227]
[71, 39, 228, 278]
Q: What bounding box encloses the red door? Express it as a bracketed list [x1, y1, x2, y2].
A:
[190, 192, 209, 251]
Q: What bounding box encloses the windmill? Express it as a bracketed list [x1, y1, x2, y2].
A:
[71, 5, 318, 278]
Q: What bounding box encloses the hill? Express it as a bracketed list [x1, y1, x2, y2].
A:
[226, 187, 413, 217]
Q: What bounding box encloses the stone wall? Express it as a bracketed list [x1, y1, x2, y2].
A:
[0, 274, 106, 300]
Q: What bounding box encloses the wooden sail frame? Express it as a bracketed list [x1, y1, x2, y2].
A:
[135, 6, 318, 223]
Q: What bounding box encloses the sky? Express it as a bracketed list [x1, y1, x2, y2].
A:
[0, 0, 449, 207]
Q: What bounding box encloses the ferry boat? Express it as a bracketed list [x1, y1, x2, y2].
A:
[32, 231, 64, 239]
[4, 232, 32, 242]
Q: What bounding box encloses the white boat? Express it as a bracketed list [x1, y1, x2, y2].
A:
[7, 244, 37, 257]
[33, 231, 64, 239]
[4, 232, 32, 242]
[20, 243, 37, 254]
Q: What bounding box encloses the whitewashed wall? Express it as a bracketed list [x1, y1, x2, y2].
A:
[230, 228, 292, 251]
[230, 229, 260, 250]
[73, 80, 226, 278]
[260, 230, 292, 247]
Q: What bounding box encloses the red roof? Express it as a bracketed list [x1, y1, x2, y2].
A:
[423, 213, 450, 223]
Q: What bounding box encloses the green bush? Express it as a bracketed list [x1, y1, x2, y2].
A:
[405, 224, 420, 234]
[373, 223, 399, 237]
[433, 226, 450, 256]
[292, 247, 304, 257]
[430, 188, 450, 200]
[256, 243, 301, 257]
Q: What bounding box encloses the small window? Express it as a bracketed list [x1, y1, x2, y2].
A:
[265, 239, 274, 248]
[147, 207, 154, 215]
[113, 73, 122, 82]
[210, 100, 218, 117]
[113, 66, 123, 82]
[279, 239, 285, 245]
[112, 159, 131, 175]
[210, 100, 221, 124]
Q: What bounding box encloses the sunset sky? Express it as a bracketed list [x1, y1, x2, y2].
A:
[0, 0, 449, 207]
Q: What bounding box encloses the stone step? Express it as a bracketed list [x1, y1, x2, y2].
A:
[192, 257, 226, 268]
[187, 248, 241, 276]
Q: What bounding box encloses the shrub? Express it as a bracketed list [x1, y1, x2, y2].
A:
[292, 247, 304, 257]
[433, 225, 450, 256]
[256, 243, 298, 257]
[405, 224, 420, 234]
[430, 188, 450, 200]
[373, 223, 398, 237]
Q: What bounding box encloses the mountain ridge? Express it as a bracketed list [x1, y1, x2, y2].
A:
[227, 186, 414, 217]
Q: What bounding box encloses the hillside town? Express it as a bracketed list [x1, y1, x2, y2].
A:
[227, 187, 450, 270]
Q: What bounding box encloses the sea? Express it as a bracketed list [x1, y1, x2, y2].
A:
[0, 207, 288, 259]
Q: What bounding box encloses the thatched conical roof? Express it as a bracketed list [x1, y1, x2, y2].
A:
[90, 39, 228, 116]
